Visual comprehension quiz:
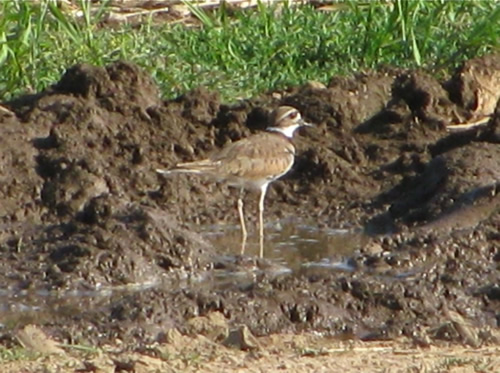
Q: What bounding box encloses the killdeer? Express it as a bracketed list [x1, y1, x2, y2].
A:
[156, 106, 312, 257]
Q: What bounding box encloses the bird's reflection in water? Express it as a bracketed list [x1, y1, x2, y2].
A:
[200, 218, 365, 270]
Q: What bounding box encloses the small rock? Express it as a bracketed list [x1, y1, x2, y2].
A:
[303, 81, 327, 90]
[186, 311, 229, 341]
[223, 325, 260, 351]
[16, 324, 65, 355]
[165, 328, 183, 345]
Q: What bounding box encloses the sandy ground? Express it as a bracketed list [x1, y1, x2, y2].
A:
[3, 331, 500, 373]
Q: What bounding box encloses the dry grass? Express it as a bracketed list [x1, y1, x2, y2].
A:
[2, 332, 499, 373]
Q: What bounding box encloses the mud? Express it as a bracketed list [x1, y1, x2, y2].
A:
[0, 55, 499, 349]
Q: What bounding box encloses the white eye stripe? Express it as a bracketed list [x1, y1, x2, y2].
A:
[276, 109, 300, 123]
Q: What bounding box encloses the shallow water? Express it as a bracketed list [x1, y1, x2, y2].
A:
[0, 219, 367, 324]
[200, 217, 367, 270]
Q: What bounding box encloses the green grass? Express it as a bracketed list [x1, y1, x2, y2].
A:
[0, 0, 498, 102]
[0, 345, 39, 363]
[436, 356, 495, 373]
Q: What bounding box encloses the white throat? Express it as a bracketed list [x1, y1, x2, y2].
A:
[267, 124, 300, 138]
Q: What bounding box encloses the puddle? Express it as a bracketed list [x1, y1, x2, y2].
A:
[200, 217, 367, 270]
[198, 218, 434, 289]
[0, 219, 368, 324]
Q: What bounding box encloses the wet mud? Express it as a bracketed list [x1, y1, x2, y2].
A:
[0, 55, 499, 349]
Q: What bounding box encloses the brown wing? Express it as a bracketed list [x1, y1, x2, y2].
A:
[171, 133, 275, 171]
[211, 133, 295, 180]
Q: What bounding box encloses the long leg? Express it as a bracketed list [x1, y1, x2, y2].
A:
[258, 184, 268, 258]
[237, 189, 247, 254]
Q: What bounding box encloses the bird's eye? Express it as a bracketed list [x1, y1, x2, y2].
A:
[289, 111, 298, 119]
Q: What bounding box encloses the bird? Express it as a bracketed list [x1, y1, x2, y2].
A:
[156, 106, 312, 257]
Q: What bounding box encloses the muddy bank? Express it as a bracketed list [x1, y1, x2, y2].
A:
[0, 55, 499, 348]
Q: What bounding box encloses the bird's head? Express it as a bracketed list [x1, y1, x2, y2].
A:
[267, 106, 312, 138]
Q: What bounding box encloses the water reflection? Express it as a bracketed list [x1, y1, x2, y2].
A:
[200, 217, 366, 270]
[0, 219, 368, 325]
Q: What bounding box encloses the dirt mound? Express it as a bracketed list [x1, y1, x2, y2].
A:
[0, 55, 499, 347]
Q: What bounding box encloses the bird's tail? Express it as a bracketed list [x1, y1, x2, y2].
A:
[156, 159, 217, 176]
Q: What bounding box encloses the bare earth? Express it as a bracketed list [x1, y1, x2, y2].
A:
[3, 331, 500, 372]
